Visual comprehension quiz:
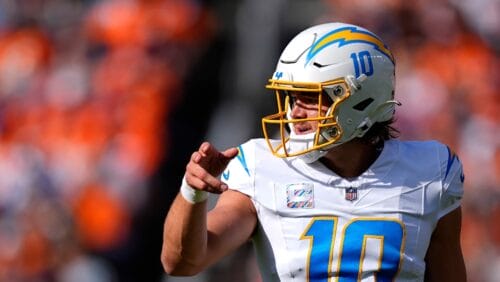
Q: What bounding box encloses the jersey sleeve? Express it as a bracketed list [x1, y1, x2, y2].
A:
[221, 140, 255, 198]
[438, 144, 465, 219]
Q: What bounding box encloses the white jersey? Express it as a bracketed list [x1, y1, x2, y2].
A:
[222, 139, 464, 282]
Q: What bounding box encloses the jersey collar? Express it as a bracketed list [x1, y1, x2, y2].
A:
[291, 139, 399, 188]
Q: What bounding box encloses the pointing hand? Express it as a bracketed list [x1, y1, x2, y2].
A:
[185, 142, 239, 194]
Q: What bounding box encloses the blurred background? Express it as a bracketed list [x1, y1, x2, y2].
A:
[0, 0, 497, 281]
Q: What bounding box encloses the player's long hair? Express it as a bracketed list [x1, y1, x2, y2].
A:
[362, 117, 400, 145]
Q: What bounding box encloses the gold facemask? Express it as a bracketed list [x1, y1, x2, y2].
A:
[261, 78, 352, 158]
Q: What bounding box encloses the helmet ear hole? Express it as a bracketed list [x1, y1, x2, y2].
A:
[352, 98, 374, 111]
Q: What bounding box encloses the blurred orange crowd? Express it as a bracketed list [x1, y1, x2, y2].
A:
[0, 0, 215, 281]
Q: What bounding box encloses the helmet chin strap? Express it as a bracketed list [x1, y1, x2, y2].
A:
[285, 107, 334, 163]
[287, 131, 329, 163]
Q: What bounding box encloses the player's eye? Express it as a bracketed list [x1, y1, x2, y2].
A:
[289, 93, 318, 105]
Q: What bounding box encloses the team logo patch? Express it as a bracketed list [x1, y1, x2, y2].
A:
[286, 183, 314, 208]
[345, 187, 358, 201]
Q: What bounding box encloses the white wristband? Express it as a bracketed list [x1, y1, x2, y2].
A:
[180, 176, 208, 204]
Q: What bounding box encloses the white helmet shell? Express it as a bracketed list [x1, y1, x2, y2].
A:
[262, 22, 398, 162]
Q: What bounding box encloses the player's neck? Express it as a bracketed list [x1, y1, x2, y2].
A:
[319, 139, 383, 179]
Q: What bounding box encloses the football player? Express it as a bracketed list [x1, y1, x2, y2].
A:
[161, 22, 466, 281]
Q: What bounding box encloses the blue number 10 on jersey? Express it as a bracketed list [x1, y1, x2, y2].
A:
[301, 217, 406, 282]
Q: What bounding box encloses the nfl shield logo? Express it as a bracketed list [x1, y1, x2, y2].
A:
[345, 187, 358, 201]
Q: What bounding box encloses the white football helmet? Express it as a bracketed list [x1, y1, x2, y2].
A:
[262, 22, 398, 162]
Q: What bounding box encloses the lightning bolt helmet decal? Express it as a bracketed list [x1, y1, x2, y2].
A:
[305, 26, 394, 66]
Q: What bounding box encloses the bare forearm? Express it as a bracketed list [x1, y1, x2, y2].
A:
[161, 193, 208, 275]
[161, 142, 243, 275]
